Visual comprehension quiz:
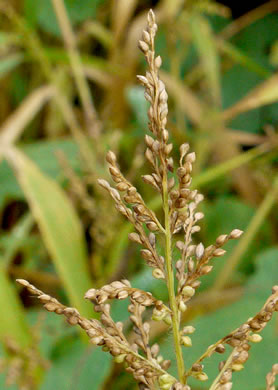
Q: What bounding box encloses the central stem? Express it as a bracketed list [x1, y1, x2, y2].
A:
[162, 174, 185, 384]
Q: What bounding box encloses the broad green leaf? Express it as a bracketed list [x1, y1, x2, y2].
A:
[40, 339, 112, 390]
[24, 0, 40, 27]
[27, 310, 76, 358]
[126, 86, 149, 129]
[34, 0, 105, 37]
[232, 13, 278, 61]
[0, 53, 24, 79]
[0, 266, 31, 348]
[5, 147, 93, 318]
[221, 13, 278, 128]
[221, 65, 263, 132]
[201, 196, 271, 287]
[0, 138, 80, 204]
[0, 213, 34, 269]
[160, 248, 278, 389]
[0, 371, 17, 390]
[214, 180, 278, 290]
[223, 73, 278, 122]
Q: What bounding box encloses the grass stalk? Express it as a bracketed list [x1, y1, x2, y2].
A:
[51, 0, 101, 138]
[209, 349, 236, 390]
[2, 5, 99, 173]
[162, 174, 185, 384]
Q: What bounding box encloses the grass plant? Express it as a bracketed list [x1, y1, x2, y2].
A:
[14, 10, 278, 390]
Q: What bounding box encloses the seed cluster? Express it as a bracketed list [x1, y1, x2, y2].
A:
[175, 228, 243, 312]
[16, 279, 177, 390]
[266, 363, 278, 390]
[0, 337, 47, 390]
[186, 286, 278, 387]
[136, 10, 244, 330]
[85, 280, 170, 316]
[98, 155, 165, 273]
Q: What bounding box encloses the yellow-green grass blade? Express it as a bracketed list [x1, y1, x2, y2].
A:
[0, 265, 31, 348]
[223, 73, 278, 121]
[190, 13, 221, 107]
[5, 147, 93, 319]
[217, 39, 270, 79]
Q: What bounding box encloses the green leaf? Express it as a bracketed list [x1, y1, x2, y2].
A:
[40, 339, 112, 390]
[191, 247, 278, 389]
[34, 0, 105, 37]
[223, 73, 278, 123]
[232, 13, 278, 62]
[0, 372, 18, 390]
[24, 0, 40, 27]
[0, 213, 34, 269]
[219, 40, 270, 78]
[0, 53, 24, 79]
[5, 147, 93, 318]
[126, 86, 149, 129]
[27, 310, 76, 358]
[160, 248, 278, 389]
[0, 138, 80, 205]
[0, 266, 31, 348]
[222, 65, 263, 132]
[201, 196, 271, 285]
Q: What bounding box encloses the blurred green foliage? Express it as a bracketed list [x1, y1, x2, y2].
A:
[0, 0, 278, 389]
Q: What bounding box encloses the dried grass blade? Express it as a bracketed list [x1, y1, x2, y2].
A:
[214, 176, 278, 291]
[222, 74, 278, 122]
[220, 0, 278, 40]
[0, 85, 55, 156]
[217, 39, 270, 78]
[193, 142, 271, 188]
[0, 265, 31, 348]
[160, 70, 204, 125]
[51, 0, 101, 138]
[111, 0, 138, 44]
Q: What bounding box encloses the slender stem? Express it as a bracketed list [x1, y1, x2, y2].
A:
[4, 7, 99, 173]
[51, 0, 101, 138]
[162, 174, 185, 384]
[112, 334, 175, 380]
[186, 340, 224, 378]
[209, 348, 236, 390]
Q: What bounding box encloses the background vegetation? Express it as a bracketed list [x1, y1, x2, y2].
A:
[0, 0, 277, 389]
